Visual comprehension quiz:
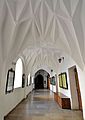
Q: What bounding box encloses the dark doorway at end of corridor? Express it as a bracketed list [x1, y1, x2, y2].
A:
[34, 69, 50, 90]
[34, 74, 44, 89]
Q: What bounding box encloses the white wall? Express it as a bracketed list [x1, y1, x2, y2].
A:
[50, 84, 56, 93]
[57, 54, 85, 120]
[25, 84, 33, 96]
[57, 54, 75, 98]
[0, 62, 33, 120]
[2, 88, 25, 116]
[0, 85, 33, 120]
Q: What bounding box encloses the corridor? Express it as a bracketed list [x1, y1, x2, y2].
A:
[5, 89, 83, 120]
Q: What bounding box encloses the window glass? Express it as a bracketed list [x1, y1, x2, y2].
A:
[14, 58, 23, 88]
[28, 73, 30, 86]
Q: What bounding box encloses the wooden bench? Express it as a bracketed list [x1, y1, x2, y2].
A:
[54, 92, 71, 109]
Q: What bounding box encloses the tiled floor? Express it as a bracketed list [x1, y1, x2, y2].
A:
[5, 89, 83, 120]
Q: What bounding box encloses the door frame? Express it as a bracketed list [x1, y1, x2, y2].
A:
[68, 65, 82, 110]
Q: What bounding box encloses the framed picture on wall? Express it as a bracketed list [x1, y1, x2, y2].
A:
[59, 74, 63, 88]
[52, 76, 56, 85]
[62, 72, 68, 89]
[5, 68, 15, 94]
[50, 76, 56, 85]
[58, 72, 68, 89]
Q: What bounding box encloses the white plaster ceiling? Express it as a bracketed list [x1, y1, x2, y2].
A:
[0, 0, 85, 74]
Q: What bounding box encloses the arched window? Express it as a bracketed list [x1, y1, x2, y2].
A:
[32, 77, 34, 84]
[27, 73, 30, 86]
[14, 58, 23, 88]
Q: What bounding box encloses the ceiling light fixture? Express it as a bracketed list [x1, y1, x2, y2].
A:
[58, 57, 64, 63]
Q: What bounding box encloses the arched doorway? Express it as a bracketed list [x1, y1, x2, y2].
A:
[35, 74, 44, 89]
[34, 69, 50, 89]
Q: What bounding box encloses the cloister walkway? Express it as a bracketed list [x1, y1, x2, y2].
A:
[5, 89, 83, 120]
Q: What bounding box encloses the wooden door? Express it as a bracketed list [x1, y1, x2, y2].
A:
[74, 68, 82, 110]
[47, 77, 50, 89]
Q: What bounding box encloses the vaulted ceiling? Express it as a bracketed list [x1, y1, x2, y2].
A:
[0, 0, 85, 74]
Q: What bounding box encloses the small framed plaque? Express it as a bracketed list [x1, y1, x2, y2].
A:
[5, 68, 15, 94]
